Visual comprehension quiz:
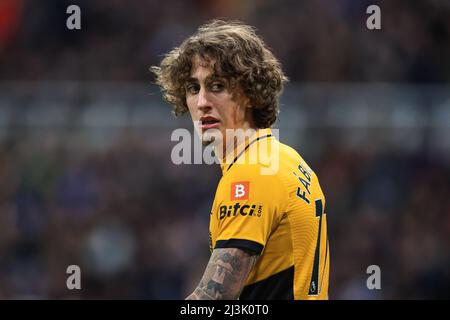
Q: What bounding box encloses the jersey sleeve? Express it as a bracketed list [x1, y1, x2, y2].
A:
[213, 164, 288, 255]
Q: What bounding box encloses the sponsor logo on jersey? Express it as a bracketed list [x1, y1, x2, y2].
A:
[231, 181, 249, 200]
[219, 202, 263, 220]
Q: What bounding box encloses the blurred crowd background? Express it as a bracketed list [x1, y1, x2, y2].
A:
[2, 0, 450, 82]
[0, 0, 449, 299]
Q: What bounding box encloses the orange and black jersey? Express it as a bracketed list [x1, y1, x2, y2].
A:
[209, 128, 330, 299]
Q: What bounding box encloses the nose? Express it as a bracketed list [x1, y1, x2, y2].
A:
[197, 88, 211, 112]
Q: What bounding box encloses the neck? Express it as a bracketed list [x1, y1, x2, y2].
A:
[215, 123, 259, 165]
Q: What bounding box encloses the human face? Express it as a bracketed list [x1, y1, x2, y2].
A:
[185, 55, 255, 154]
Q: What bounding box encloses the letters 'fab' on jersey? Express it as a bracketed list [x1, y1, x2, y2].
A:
[210, 128, 330, 300]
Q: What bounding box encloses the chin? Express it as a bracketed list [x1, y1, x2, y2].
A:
[201, 129, 223, 147]
[201, 137, 214, 146]
[201, 134, 220, 147]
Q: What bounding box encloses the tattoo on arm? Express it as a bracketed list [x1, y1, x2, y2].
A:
[186, 247, 258, 300]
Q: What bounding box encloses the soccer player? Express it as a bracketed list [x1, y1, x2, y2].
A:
[152, 20, 329, 300]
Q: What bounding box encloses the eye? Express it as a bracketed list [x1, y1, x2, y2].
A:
[186, 83, 200, 94]
[210, 82, 225, 92]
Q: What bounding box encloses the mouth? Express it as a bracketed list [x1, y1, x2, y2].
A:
[200, 116, 220, 130]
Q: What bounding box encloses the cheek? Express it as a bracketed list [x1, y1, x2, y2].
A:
[186, 96, 197, 118]
[219, 96, 241, 123]
[226, 103, 245, 125]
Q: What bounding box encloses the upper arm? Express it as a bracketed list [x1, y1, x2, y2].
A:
[186, 247, 258, 300]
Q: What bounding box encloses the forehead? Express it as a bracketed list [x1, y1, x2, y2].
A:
[190, 54, 217, 78]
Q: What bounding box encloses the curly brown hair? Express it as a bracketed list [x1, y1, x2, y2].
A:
[151, 20, 288, 128]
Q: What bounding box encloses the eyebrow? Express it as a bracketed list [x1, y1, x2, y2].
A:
[186, 77, 198, 84]
[186, 74, 226, 84]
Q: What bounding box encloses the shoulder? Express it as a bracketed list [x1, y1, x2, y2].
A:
[216, 160, 287, 207]
[278, 141, 316, 177]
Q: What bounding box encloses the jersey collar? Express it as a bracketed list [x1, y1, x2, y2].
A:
[219, 128, 273, 175]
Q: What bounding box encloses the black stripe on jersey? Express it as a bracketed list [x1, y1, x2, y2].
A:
[226, 134, 273, 172]
[320, 237, 329, 293]
[215, 239, 264, 255]
[240, 265, 295, 300]
[308, 199, 323, 295]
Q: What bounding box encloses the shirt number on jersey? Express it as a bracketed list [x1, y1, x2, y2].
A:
[308, 199, 327, 296]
